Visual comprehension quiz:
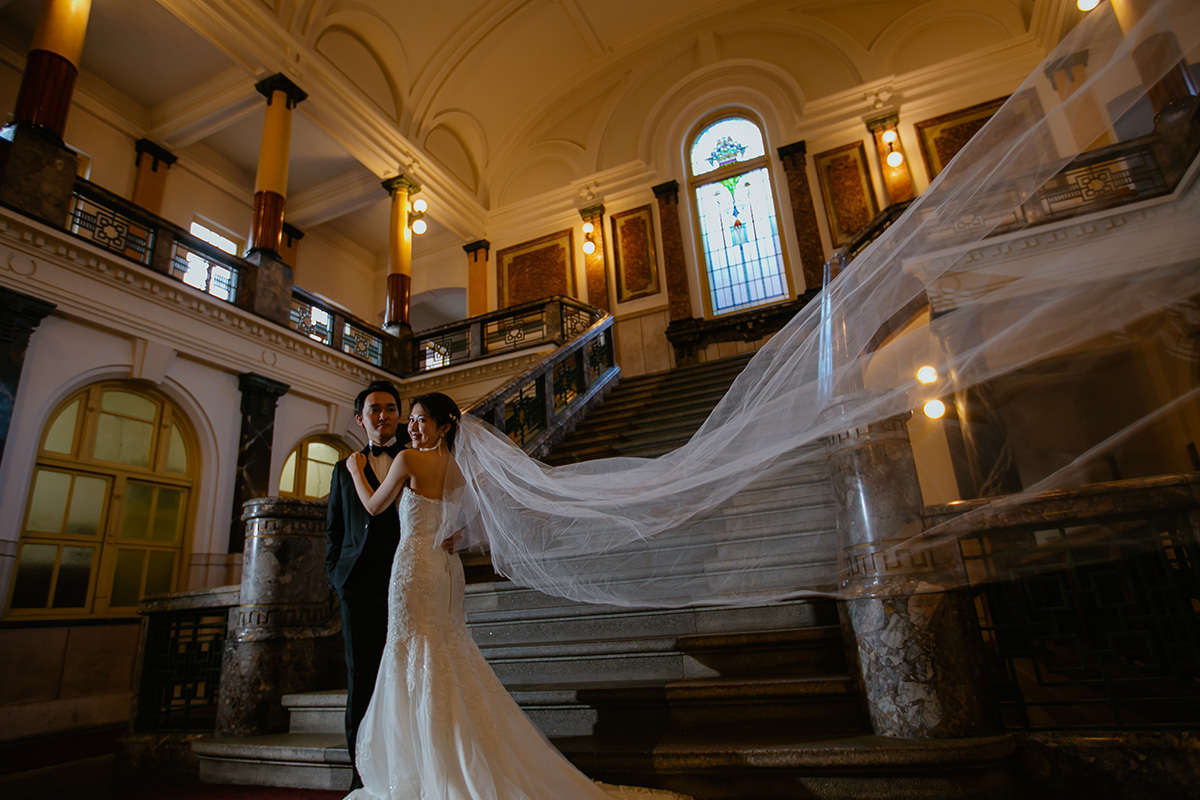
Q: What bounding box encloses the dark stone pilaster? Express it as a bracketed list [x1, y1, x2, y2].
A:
[0, 287, 55, 469]
[216, 497, 344, 737]
[776, 141, 827, 291]
[652, 180, 692, 323]
[238, 250, 294, 327]
[228, 374, 290, 555]
[824, 395, 992, 738]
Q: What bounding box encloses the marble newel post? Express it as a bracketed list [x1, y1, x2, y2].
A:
[216, 497, 344, 737]
[823, 393, 993, 737]
[228, 373, 289, 556]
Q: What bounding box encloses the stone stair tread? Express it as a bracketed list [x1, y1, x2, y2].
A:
[477, 622, 843, 658]
[554, 731, 1016, 767]
[193, 732, 349, 764]
[509, 674, 857, 702]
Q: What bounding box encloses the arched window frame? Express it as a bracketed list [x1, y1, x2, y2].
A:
[279, 435, 353, 501]
[686, 111, 794, 317]
[5, 382, 199, 620]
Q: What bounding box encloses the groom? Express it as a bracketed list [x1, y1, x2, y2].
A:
[326, 379, 409, 791]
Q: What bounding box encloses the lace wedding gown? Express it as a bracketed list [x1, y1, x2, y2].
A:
[346, 489, 688, 800]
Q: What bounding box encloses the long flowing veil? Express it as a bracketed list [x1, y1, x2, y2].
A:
[441, 0, 1200, 608]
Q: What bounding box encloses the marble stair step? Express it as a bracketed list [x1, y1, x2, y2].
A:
[557, 731, 1019, 800]
[192, 732, 350, 790]
[512, 674, 863, 738]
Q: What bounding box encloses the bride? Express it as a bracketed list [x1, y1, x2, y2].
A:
[343, 392, 688, 800]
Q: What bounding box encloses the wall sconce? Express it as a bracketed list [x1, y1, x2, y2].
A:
[582, 221, 596, 254]
[882, 129, 904, 168]
[410, 197, 427, 235]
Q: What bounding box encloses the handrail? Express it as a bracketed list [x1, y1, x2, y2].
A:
[466, 311, 619, 458]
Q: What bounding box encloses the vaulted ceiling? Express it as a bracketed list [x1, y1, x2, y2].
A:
[0, 0, 1074, 270]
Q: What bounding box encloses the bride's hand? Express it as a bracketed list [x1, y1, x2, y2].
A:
[348, 452, 367, 473]
[440, 531, 461, 553]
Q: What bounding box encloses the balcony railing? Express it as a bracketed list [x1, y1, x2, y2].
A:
[289, 287, 389, 368]
[925, 473, 1200, 731]
[131, 585, 239, 734]
[412, 295, 603, 373]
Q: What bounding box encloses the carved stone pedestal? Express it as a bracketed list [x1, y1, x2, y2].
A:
[215, 497, 344, 737]
[0, 123, 79, 228]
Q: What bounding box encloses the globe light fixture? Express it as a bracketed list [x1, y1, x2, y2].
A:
[1077, 0, 1101, 11]
[916, 366, 938, 384]
[923, 399, 946, 419]
[412, 218, 427, 235]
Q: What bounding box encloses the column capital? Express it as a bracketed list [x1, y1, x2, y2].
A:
[382, 174, 421, 196]
[281, 221, 305, 242]
[255, 73, 308, 108]
[237, 372, 290, 416]
[463, 239, 491, 254]
[135, 138, 177, 169]
[652, 180, 679, 202]
[579, 204, 605, 220]
[777, 140, 808, 160]
[865, 112, 900, 133]
[1043, 50, 1090, 90]
[0, 287, 56, 344]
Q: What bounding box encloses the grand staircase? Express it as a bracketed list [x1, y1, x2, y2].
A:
[194, 355, 1018, 799]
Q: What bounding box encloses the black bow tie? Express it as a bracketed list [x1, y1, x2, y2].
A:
[369, 442, 403, 458]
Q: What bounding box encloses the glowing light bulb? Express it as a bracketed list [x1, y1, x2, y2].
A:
[886, 150, 904, 168]
[916, 366, 938, 384]
[923, 399, 946, 419]
[582, 221, 594, 235]
[1077, 0, 1101, 11]
[412, 198, 427, 213]
[582, 240, 596, 255]
[412, 219, 427, 235]
[881, 129, 898, 145]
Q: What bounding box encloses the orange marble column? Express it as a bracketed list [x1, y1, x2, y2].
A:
[867, 114, 914, 205]
[249, 74, 307, 258]
[580, 204, 609, 312]
[279, 222, 304, 270]
[131, 139, 177, 215]
[464, 240, 491, 317]
[382, 175, 421, 332]
[0, 0, 92, 226]
[1044, 50, 1115, 151]
[776, 141, 827, 290]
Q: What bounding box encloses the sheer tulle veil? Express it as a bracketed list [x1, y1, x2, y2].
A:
[438, 0, 1200, 608]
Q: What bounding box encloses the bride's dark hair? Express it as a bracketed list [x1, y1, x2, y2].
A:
[409, 392, 461, 452]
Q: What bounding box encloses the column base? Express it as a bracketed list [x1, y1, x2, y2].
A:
[0, 123, 79, 228]
[240, 249, 295, 327]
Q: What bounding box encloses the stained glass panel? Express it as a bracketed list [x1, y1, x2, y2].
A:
[694, 167, 787, 314]
[691, 117, 766, 177]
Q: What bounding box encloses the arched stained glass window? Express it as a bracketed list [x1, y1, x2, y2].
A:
[689, 116, 790, 316]
[5, 383, 197, 619]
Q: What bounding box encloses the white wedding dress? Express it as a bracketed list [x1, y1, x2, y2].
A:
[346, 488, 688, 800]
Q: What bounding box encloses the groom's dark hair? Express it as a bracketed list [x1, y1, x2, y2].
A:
[355, 380, 403, 417]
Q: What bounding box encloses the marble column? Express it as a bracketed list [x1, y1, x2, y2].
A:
[580, 204, 609, 312]
[652, 180, 692, 323]
[1045, 51, 1116, 151]
[823, 394, 992, 738]
[228, 373, 290, 555]
[131, 139, 177, 215]
[1112, 0, 1197, 115]
[0, 0, 92, 227]
[382, 174, 420, 334]
[241, 74, 305, 325]
[216, 497, 344, 737]
[464, 239, 491, 317]
[776, 141, 827, 291]
[0, 287, 55, 469]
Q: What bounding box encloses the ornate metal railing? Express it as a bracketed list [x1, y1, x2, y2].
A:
[290, 287, 388, 368]
[65, 179, 398, 371]
[924, 473, 1200, 731]
[413, 295, 603, 373]
[132, 585, 239, 734]
[467, 311, 619, 458]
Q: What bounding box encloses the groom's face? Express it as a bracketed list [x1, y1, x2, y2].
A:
[356, 391, 401, 445]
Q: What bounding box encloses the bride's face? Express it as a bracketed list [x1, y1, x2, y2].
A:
[408, 403, 449, 450]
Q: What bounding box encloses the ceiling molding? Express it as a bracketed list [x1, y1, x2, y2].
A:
[287, 170, 382, 228]
[150, 67, 262, 148]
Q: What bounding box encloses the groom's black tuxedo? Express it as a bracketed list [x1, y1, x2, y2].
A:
[326, 439, 407, 789]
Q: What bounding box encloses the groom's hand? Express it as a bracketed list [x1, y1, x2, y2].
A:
[440, 532, 461, 553]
